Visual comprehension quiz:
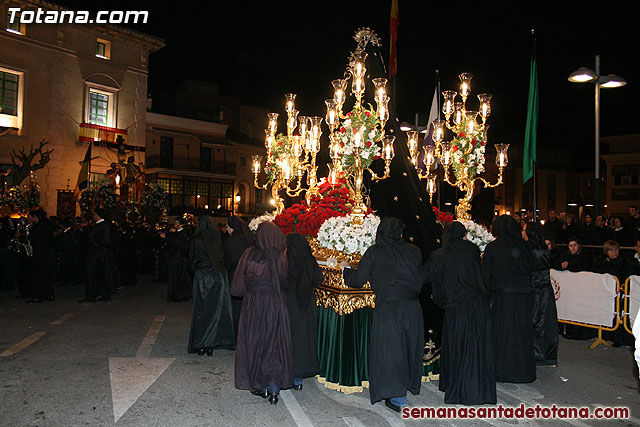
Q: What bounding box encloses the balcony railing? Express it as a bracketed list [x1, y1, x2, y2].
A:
[146, 155, 236, 175]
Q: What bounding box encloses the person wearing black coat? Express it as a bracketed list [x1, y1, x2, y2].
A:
[559, 237, 592, 272]
[118, 222, 138, 286]
[166, 218, 192, 302]
[79, 209, 114, 303]
[340, 218, 423, 412]
[594, 240, 634, 347]
[483, 215, 535, 383]
[223, 215, 254, 334]
[558, 237, 597, 340]
[525, 222, 558, 367]
[626, 239, 640, 277]
[56, 217, 82, 286]
[188, 216, 235, 354]
[24, 209, 54, 303]
[543, 209, 563, 242]
[285, 232, 324, 390]
[422, 221, 496, 405]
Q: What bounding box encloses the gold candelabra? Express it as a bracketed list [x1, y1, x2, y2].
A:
[325, 37, 396, 227]
[251, 93, 322, 214]
[407, 73, 509, 220]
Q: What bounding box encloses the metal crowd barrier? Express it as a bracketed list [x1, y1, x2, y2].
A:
[556, 275, 621, 349]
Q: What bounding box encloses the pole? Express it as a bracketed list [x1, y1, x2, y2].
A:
[436, 69, 441, 209]
[533, 161, 537, 222]
[436, 70, 441, 119]
[594, 55, 601, 217]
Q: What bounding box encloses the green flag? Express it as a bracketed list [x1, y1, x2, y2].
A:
[523, 39, 538, 184]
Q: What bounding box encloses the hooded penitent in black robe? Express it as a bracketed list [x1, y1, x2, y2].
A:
[85, 220, 114, 299]
[57, 225, 81, 286]
[422, 222, 496, 405]
[285, 232, 324, 379]
[25, 220, 54, 300]
[118, 223, 138, 286]
[343, 218, 423, 405]
[525, 223, 558, 366]
[166, 228, 192, 302]
[188, 216, 235, 352]
[483, 215, 535, 383]
[223, 215, 254, 334]
[231, 222, 293, 391]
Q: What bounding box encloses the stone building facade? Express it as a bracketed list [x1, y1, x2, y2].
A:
[0, 0, 163, 215]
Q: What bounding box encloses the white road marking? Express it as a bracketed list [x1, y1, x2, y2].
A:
[280, 389, 314, 427]
[50, 313, 74, 325]
[109, 315, 174, 422]
[316, 381, 406, 427]
[342, 416, 367, 427]
[136, 315, 165, 358]
[0, 332, 46, 357]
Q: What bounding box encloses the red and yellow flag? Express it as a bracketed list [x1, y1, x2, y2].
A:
[389, 0, 399, 78]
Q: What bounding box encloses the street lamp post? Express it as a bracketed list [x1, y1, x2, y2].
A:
[568, 55, 626, 216]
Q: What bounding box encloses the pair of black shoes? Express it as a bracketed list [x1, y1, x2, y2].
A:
[197, 349, 213, 356]
[25, 298, 42, 303]
[78, 297, 96, 303]
[250, 389, 278, 405]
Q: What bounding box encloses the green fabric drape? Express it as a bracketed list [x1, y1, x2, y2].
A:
[317, 306, 372, 390]
[317, 305, 440, 392]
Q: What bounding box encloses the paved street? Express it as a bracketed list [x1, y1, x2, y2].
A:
[1, 277, 639, 427]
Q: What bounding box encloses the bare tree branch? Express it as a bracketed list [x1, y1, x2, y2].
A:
[9, 140, 54, 186]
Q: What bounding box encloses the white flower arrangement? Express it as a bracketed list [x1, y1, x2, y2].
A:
[458, 219, 495, 252]
[249, 212, 275, 232]
[317, 213, 381, 255]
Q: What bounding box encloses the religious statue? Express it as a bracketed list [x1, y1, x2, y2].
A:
[122, 156, 139, 204]
[0, 168, 11, 196]
[106, 162, 122, 193]
[135, 162, 146, 204]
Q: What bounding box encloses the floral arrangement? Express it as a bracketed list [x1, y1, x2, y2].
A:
[265, 134, 295, 184]
[338, 106, 382, 171]
[449, 125, 488, 181]
[140, 184, 168, 213]
[0, 187, 27, 212]
[458, 219, 495, 252]
[78, 180, 122, 214]
[272, 203, 308, 235]
[432, 206, 454, 227]
[317, 213, 380, 255]
[271, 179, 362, 237]
[249, 212, 276, 232]
[296, 180, 356, 237]
[23, 186, 40, 209]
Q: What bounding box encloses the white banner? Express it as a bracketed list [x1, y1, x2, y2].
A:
[550, 269, 617, 328]
[629, 276, 640, 327]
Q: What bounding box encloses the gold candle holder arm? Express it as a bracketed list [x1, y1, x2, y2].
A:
[475, 167, 504, 189]
[253, 173, 270, 190]
[364, 161, 391, 183]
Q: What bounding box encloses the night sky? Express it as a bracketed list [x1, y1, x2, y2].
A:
[57, 1, 639, 170]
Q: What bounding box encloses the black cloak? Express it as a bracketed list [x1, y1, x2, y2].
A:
[188, 216, 235, 352]
[285, 232, 324, 379]
[343, 217, 423, 404]
[483, 215, 535, 383]
[422, 221, 496, 404]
